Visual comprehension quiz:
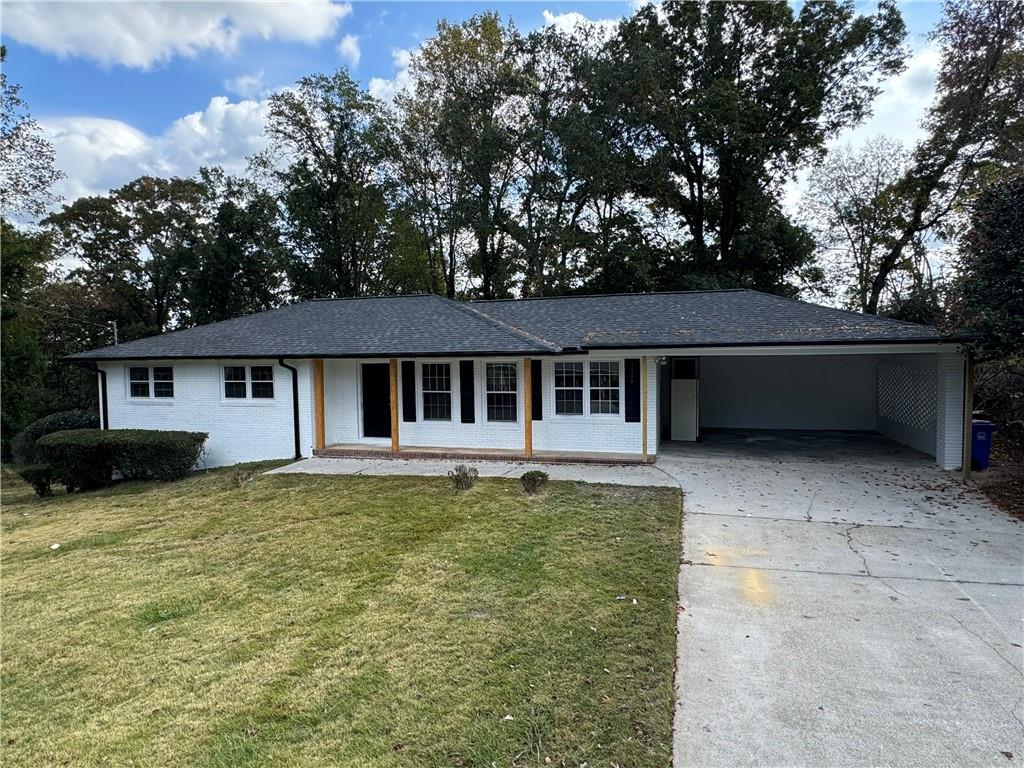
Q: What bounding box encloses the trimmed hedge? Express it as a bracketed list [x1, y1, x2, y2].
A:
[37, 429, 208, 492]
[12, 410, 100, 465]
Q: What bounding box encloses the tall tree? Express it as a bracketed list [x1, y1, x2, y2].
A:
[45, 176, 207, 339]
[1, 222, 50, 455]
[187, 168, 288, 324]
[406, 13, 523, 298]
[253, 70, 394, 299]
[394, 89, 470, 298]
[598, 0, 906, 293]
[802, 137, 927, 312]
[957, 174, 1024, 358]
[860, 0, 1023, 314]
[0, 45, 65, 221]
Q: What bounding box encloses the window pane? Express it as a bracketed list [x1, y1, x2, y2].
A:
[129, 367, 149, 381]
[250, 366, 274, 398]
[589, 361, 619, 389]
[224, 382, 246, 399]
[487, 392, 517, 422]
[130, 381, 150, 398]
[486, 363, 516, 392]
[422, 363, 451, 393]
[423, 392, 452, 420]
[554, 362, 584, 415]
[152, 367, 173, 398]
[590, 388, 620, 414]
[590, 362, 620, 414]
[485, 363, 517, 421]
[555, 388, 583, 415]
[224, 366, 246, 382]
[554, 362, 583, 388]
[421, 363, 451, 420]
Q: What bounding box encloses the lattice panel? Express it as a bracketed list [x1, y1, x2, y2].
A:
[877, 361, 936, 432]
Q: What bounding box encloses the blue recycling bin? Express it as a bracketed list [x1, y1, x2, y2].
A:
[971, 420, 997, 470]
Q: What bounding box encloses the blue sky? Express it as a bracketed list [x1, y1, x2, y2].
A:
[1, 1, 944, 206]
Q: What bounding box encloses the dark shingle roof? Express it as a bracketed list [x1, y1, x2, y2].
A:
[470, 290, 958, 348]
[69, 294, 556, 361]
[69, 290, 962, 362]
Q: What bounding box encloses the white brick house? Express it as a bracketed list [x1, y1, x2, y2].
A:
[70, 291, 974, 470]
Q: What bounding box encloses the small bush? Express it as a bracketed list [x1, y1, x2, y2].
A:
[17, 464, 54, 498]
[448, 464, 479, 491]
[12, 410, 99, 465]
[37, 429, 207, 492]
[228, 467, 257, 489]
[520, 470, 549, 495]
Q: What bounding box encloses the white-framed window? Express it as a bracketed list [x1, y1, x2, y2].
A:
[250, 366, 275, 399]
[485, 362, 517, 422]
[129, 365, 174, 399]
[589, 361, 620, 414]
[554, 361, 584, 415]
[224, 365, 274, 400]
[422, 363, 452, 420]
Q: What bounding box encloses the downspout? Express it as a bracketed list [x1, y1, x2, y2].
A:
[278, 358, 302, 460]
[82, 362, 109, 430]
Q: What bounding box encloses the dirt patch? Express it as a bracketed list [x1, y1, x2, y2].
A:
[974, 424, 1024, 521]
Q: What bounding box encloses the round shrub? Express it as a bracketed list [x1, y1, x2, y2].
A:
[17, 464, 54, 498]
[37, 429, 208, 492]
[12, 409, 100, 465]
[520, 470, 549, 494]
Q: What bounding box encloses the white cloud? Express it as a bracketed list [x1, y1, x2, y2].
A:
[43, 96, 270, 202]
[224, 70, 268, 100]
[4, 1, 353, 69]
[338, 33, 361, 67]
[541, 9, 619, 39]
[368, 48, 413, 102]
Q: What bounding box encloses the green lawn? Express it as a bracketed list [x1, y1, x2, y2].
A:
[1, 464, 681, 767]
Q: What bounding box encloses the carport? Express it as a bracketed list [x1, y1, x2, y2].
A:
[655, 343, 969, 470]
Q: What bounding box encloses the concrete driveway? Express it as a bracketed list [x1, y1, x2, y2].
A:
[659, 432, 1024, 768]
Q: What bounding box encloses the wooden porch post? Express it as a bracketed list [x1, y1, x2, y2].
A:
[523, 357, 533, 459]
[313, 358, 325, 450]
[641, 355, 648, 462]
[389, 358, 400, 453]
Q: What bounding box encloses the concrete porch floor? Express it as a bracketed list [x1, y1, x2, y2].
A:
[312, 442, 649, 465]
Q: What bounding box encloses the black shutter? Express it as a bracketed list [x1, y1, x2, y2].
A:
[531, 359, 543, 421]
[624, 358, 641, 422]
[401, 360, 416, 422]
[460, 360, 475, 423]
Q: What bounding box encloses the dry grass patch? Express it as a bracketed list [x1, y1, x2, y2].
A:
[1, 464, 681, 767]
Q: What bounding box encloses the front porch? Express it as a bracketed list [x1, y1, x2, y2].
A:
[312, 442, 652, 465]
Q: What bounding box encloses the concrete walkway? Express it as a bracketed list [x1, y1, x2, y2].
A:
[266, 455, 676, 487]
[657, 434, 1024, 768]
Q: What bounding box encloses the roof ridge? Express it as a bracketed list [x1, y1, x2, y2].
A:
[442, 297, 563, 353]
[469, 288, 748, 304]
[306, 293, 434, 302]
